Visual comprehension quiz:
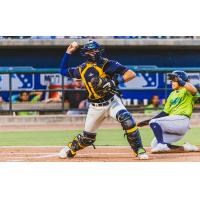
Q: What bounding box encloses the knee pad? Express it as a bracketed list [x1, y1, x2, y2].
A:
[70, 131, 96, 152]
[116, 110, 137, 133]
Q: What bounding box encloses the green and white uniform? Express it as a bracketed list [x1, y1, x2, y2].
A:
[150, 87, 199, 147]
[164, 88, 198, 118]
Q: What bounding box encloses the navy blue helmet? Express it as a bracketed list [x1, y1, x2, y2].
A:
[168, 70, 189, 82]
[80, 40, 104, 62]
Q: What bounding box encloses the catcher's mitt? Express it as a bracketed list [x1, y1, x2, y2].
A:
[90, 77, 116, 97]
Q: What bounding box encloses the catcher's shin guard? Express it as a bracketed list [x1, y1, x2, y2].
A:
[116, 110, 145, 155]
[125, 129, 145, 155]
[67, 131, 96, 158]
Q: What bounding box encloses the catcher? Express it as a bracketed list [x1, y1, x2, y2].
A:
[138, 70, 199, 153]
[58, 40, 148, 160]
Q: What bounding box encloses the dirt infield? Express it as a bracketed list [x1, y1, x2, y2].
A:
[0, 146, 200, 162]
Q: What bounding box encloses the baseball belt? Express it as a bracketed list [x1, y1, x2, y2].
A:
[91, 96, 115, 107]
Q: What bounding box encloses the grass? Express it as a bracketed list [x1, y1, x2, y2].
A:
[0, 128, 199, 146]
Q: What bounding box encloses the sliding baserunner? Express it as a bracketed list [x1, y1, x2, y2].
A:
[138, 70, 199, 153]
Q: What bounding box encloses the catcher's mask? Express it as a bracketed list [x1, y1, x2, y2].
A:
[80, 40, 104, 63]
[167, 70, 189, 82]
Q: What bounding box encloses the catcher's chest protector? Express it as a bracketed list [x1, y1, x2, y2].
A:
[79, 62, 109, 99]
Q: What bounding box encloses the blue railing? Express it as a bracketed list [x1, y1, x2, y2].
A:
[0, 66, 200, 74]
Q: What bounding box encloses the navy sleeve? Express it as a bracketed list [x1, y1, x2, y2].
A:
[152, 111, 169, 119]
[60, 53, 70, 76]
[60, 53, 81, 79]
[104, 60, 129, 76]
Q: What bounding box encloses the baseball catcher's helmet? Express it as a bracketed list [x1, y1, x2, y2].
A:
[80, 40, 104, 62]
[168, 70, 189, 82]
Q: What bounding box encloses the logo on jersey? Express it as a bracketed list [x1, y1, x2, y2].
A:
[170, 97, 182, 105]
[88, 73, 94, 77]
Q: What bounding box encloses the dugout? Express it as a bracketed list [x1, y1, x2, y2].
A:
[0, 38, 200, 114]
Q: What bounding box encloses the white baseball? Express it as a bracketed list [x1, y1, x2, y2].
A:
[72, 41, 78, 47]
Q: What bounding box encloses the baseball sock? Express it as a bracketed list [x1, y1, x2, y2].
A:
[150, 122, 165, 144]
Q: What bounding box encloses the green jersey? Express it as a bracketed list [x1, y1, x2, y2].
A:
[164, 88, 199, 118]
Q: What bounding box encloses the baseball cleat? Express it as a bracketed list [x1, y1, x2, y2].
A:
[183, 142, 199, 152]
[138, 152, 149, 160]
[58, 146, 70, 159]
[58, 146, 76, 159]
[151, 143, 170, 153]
[137, 148, 149, 160]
